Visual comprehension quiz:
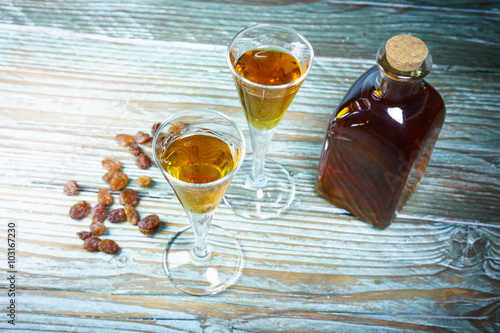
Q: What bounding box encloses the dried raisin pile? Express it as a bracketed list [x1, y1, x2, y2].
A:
[98, 239, 120, 254]
[138, 215, 160, 235]
[108, 208, 126, 223]
[73, 122, 177, 255]
[64, 180, 78, 196]
[69, 201, 90, 220]
[90, 203, 107, 223]
[119, 189, 138, 206]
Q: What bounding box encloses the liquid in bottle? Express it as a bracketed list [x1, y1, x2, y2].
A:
[316, 35, 446, 229]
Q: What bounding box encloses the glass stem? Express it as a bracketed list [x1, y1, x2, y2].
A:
[248, 125, 276, 187]
[187, 210, 214, 260]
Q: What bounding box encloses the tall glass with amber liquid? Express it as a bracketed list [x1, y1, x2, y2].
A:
[225, 24, 314, 219]
[153, 108, 246, 295]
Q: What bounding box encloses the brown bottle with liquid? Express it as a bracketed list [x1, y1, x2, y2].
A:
[316, 35, 446, 229]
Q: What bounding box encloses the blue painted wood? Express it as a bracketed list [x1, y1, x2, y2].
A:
[0, 1, 498, 332]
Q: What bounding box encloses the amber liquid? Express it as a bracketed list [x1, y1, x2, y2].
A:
[159, 133, 236, 213]
[316, 66, 445, 228]
[233, 48, 303, 130]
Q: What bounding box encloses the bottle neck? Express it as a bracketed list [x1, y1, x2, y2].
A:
[374, 70, 423, 101]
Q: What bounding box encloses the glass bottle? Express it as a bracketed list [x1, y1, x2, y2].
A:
[316, 35, 446, 229]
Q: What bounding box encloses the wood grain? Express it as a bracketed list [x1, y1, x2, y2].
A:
[0, 0, 499, 332]
[0, 0, 498, 68]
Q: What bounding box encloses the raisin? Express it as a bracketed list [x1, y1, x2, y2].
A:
[108, 208, 126, 223]
[136, 154, 151, 170]
[115, 134, 135, 147]
[101, 157, 122, 172]
[119, 189, 138, 206]
[97, 188, 113, 206]
[138, 215, 160, 235]
[124, 204, 139, 225]
[98, 239, 120, 254]
[64, 180, 78, 196]
[83, 236, 101, 252]
[143, 137, 153, 147]
[135, 131, 150, 144]
[77, 231, 92, 240]
[69, 201, 90, 220]
[151, 122, 161, 137]
[168, 121, 185, 135]
[137, 176, 152, 187]
[102, 171, 116, 183]
[109, 171, 128, 191]
[90, 203, 107, 223]
[90, 221, 106, 236]
[127, 142, 142, 157]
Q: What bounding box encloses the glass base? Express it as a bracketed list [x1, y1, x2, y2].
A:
[223, 156, 295, 219]
[163, 225, 242, 296]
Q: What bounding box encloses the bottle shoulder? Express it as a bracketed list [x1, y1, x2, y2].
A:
[331, 68, 445, 127]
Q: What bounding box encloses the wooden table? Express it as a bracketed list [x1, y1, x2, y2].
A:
[1, 1, 499, 332]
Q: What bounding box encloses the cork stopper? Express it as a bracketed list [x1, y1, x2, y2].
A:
[385, 35, 428, 72]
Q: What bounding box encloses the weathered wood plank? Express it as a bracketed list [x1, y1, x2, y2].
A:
[6, 289, 499, 332]
[0, 0, 498, 69]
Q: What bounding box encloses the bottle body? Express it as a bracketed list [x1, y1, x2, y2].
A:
[316, 65, 445, 228]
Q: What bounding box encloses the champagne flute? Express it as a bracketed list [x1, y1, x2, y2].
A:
[224, 24, 314, 219]
[153, 108, 246, 295]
